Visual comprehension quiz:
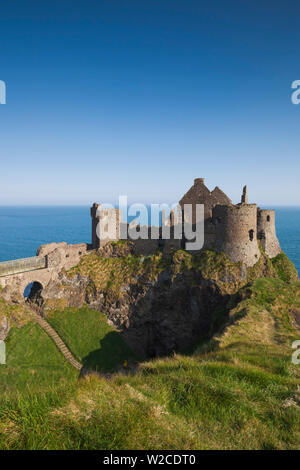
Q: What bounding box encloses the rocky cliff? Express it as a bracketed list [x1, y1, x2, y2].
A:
[37, 242, 298, 358]
[0, 295, 32, 341]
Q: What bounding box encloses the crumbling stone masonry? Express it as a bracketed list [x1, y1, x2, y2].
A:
[213, 203, 261, 266]
[0, 178, 282, 300]
[257, 209, 281, 259]
[0, 242, 88, 297]
[91, 177, 281, 267]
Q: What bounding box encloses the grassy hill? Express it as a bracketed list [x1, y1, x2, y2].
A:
[0, 276, 299, 449]
[0, 298, 77, 399]
[46, 306, 136, 372]
[0, 322, 76, 396]
[0, 319, 78, 450]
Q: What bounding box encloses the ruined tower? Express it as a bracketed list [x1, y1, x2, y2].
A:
[213, 204, 261, 267]
[91, 203, 101, 249]
[257, 209, 281, 258]
[91, 204, 121, 249]
[90, 178, 281, 268]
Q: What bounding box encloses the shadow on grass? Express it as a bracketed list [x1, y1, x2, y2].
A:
[82, 331, 136, 373]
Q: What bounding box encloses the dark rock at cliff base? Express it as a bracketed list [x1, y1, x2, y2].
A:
[40, 247, 298, 359]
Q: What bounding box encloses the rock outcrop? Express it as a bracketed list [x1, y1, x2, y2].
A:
[0, 296, 33, 341]
[39, 245, 298, 359]
[42, 268, 225, 358]
[0, 316, 9, 341]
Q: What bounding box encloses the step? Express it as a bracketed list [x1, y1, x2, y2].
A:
[33, 312, 84, 371]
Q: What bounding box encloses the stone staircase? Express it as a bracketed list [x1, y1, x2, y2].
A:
[32, 308, 82, 371]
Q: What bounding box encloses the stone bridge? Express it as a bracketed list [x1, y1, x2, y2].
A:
[0, 242, 88, 298]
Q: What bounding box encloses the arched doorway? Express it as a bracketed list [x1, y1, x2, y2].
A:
[23, 281, 43, 306]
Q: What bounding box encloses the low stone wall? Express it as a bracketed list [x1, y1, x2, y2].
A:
[0, 242, 88, 298]
[0, 256, 46, 277]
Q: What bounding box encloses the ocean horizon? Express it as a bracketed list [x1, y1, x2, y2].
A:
[0, 205, 300, 275]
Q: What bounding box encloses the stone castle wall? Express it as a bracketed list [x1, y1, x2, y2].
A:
[0, 242, 88, 297]
[91, 204, 121, 249]
[90, 178, 281, 267]
[179, 177, 232, 223]
[213, 204, 261, 267]
[257, 209, 281, 259]
[91, 203, 101, 249]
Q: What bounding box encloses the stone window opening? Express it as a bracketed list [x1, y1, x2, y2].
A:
[267, 215, 270, 222]
[258, 230, 266, 240]
[249, 229, 254, 241]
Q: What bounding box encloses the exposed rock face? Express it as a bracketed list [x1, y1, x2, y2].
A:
[42, 269, 225, 358]
[38, 246, 298, 359]
[0, 316, 10, 341]
[97, 241, 135, 258]
[41, 274, 91, 311]
[90, 271, 225, 358]
[0, 296, 33, 340]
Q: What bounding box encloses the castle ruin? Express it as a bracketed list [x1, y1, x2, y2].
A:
[0, 178, 282, 299]
[91, 178, 281, 267]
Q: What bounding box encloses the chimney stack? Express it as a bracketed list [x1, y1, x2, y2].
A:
[241, 185, 248, 204]
[194, 178, 205, 185]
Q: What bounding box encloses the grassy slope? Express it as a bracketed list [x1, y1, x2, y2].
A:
[0, 321, 78, 450]
[46, 306, 136, 372]
[0, 322, 76, 396]
[0, 298, 77, 400]
[45, 278, 299, 450]
[0, 277, 299, 450]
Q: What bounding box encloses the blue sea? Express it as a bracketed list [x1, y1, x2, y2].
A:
[0, 206, 300, 275]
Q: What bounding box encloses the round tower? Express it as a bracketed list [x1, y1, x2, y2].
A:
[213, 204, 261, 267]
[257, 209, 281, 258]
[91, 203, 101, 249]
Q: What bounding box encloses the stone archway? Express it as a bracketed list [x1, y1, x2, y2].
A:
[23, 281, 44, 306]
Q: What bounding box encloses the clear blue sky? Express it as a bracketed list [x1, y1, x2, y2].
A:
[0, 1, 300, 206]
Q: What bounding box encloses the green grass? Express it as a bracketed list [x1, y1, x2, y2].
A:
[0, 321, 77, 397]
[0, 321, 78, 450]
[0, 269, 299, 449]
[271, 252, 299, 282]
[46, 306, 136, 372]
